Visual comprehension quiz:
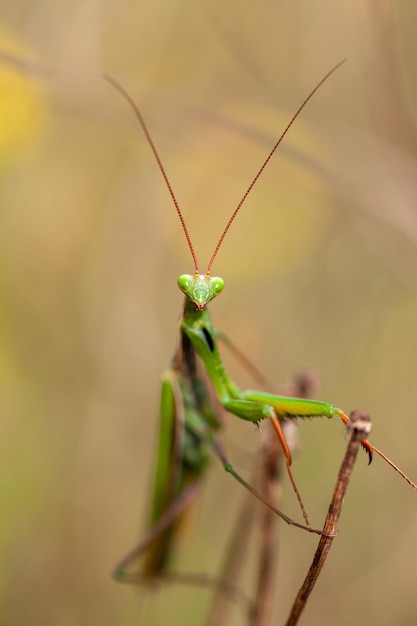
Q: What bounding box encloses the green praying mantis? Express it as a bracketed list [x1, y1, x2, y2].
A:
[105, 60, 417, 585]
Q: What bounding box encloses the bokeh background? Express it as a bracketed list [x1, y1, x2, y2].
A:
[1, 1, 417, 625]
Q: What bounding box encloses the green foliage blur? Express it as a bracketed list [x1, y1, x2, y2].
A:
[1, 1, 416, 625]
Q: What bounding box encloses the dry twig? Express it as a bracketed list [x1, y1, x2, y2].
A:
[285, 409, 372, 625]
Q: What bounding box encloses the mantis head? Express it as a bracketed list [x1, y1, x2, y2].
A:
[178, 274, 225, 309]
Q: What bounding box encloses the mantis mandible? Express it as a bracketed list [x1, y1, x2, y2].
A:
[104, 60, 416, 583]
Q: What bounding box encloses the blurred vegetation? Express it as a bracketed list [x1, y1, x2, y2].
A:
[0, 1, 417, 625]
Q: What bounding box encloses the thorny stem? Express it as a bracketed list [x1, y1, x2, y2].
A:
[285, 409, 372, 626]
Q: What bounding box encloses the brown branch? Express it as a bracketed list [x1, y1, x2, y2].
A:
[285, 409, 372, 626]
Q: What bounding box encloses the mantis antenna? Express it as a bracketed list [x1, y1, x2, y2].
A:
[206, 59, 346, 275]
[103, 73, 200, 275]
[104, 58, 346, 277]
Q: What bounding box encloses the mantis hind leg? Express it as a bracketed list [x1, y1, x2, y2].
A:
[209, 432, 330, 537]
[113, 480, 202, 583]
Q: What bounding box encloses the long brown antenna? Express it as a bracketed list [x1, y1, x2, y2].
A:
[103, 73, 199, 275]
[206, 59, 347, 275]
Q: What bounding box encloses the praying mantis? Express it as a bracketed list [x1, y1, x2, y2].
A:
[105, 60, 416, 586]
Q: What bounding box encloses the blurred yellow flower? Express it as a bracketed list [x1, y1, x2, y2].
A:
[0, 33, 48, 165]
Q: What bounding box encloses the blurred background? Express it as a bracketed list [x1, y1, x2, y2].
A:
[1, 1, 417, 624]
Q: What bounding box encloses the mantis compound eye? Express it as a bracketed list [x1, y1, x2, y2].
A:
[210, 277, 225, 297]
